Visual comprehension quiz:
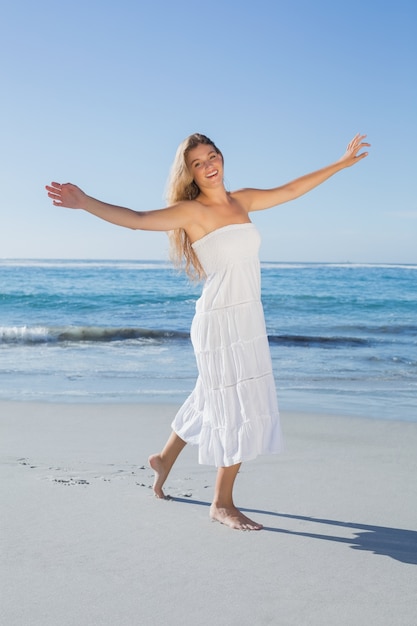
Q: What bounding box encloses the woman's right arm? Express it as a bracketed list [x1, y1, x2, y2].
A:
[45, 182, 193, 231]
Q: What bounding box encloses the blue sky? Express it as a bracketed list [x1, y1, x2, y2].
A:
[1, 0, 416, 263]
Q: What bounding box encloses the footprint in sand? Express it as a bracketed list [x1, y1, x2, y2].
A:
[52, 478, 90, 486]
[17, 458, 37, 469]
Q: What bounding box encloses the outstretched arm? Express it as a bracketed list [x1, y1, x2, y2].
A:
[45, 182, 193, 231]
[237, 134, 370, 212]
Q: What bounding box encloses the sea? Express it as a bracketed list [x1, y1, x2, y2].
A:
[0, 259, 416, 422]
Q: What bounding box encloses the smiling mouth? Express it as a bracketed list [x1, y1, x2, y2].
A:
[206, 170, 218, 178]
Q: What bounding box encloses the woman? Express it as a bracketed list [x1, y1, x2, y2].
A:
[46, 132, 369, 530]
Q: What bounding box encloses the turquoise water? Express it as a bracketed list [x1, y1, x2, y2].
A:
[0, 259, 416, 421]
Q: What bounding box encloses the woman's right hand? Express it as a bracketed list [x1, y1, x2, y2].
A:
[45, 182, 87, 209]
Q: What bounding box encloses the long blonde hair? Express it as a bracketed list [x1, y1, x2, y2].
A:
[166, 133, 223, 280]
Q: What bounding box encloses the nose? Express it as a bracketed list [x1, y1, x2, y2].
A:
[204, 158, 217, 171]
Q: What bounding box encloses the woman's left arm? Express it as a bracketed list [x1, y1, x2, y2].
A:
[239, 134, 370, 212]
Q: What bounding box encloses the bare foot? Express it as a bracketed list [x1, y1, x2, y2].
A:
[148, 454, 170, 499]
[210, 504, 263, 531]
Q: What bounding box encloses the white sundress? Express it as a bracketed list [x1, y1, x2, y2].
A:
[172, 223, 282, 467]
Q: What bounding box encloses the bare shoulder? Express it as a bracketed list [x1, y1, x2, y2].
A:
[229, 188, 257, 212]
[137, 198, 204, 232]
[180, 198, 206, 215]
[162, 198, 203, 222]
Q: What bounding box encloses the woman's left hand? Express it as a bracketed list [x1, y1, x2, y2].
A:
[339, 134, 370, 167]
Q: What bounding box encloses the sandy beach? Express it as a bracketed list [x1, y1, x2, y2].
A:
[1, 401, 417, 625]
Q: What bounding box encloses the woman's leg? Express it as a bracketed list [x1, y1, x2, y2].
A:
[210, 463, 263, 530]
[148, 431, 187, 498]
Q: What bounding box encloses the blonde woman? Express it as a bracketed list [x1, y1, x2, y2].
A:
[46, 132, 369, 530]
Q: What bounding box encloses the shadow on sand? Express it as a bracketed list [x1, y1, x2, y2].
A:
[172, 497, 417, 565]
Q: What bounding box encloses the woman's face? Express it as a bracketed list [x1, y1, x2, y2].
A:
[186, 144, 223, 191]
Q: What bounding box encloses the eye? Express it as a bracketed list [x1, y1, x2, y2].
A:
[194, 162, 201, 168]
[210, 153, 217, 160]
